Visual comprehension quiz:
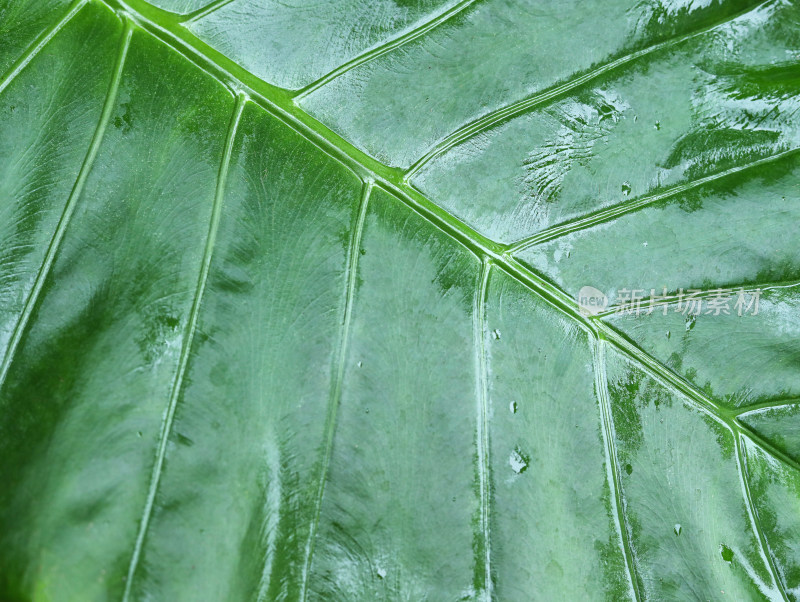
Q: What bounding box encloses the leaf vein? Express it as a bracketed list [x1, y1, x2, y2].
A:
[0, 19, 132, 391]
[736, 435, 789, 601]
[299, 180, 372, 602]
[182, 0, 236, 24]
[405, 0, 776, 180]
[0, 0, 89, 98]
[508, 146, 800, 253]
[593, 340, 642, 601]
[474, 258, 493, 599]
[121, 92, 246, 600]
[294, 0, 479, 98]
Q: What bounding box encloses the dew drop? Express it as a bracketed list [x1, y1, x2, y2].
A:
[666, 330, 671, 339]
[654, 121, 661, 130]
[377, 567, 387, 579]
[685, 315, 696, 331]
[720, 544, 734, 563]
[357, 361, 363, 368]
[621, 181, 632, 196]
[509, 401, 518, 414]
[491, 329, 501, 340]
[624, 463, 633, 475]
[598, 103, 616, 122]
[674, 524, 682, 536]
[509, 448, 530, 474]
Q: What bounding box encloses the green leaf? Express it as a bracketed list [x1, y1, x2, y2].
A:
[1, 0, 799, 599]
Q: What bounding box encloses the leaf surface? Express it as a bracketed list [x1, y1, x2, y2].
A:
[1, 0, 799, 600]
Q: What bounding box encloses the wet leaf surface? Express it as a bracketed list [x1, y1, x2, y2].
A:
[1, 0, 799, 599]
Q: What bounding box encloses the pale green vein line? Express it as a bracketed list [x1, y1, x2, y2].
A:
[601, 308, 792, 600]
[300, 180, 372, 602]
[599, 320, 800, 475]
[508, 145, 800, 254]
[598, 322, 725, 419]
[294, 0, 478, 99]
[182, 0, 236, 24]
[473, 258, 493, 600]
[736, 435, 789, 601]
[739, 427, 800, 475]
[121, 93, 245, 601]
[405, 0, 775, 180]
[735, 398, 800, 418]
[500, 257, 592, 329]
[0, 0, 89, 97]
[0, 21, 132, 392]
[592, 340, 641, 602]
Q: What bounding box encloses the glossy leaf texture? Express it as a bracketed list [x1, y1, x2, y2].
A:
[1, 0, 800, 600]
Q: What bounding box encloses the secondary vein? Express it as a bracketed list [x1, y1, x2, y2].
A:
[0, 20, 132, 392]
[299, 180, 372, 602]
[294, 0, 478, 99]
[474, 259, 493, 599]
[404, 0, 775, 180]
[593, 340, 642, 601]
[736, 435, 789, 601]
[121, 93, 245, 600]
[508, 146, 800, 254]
[0, 0, 89, 98]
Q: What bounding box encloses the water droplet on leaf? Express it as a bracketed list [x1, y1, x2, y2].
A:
[509, 448, 530, 474]
[621, 182, 632, 196]
[674, 524, 682, 536]
[720, 544, 734, 563]
[509, 401, 518, 414]
[491, 329, 501, 340]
